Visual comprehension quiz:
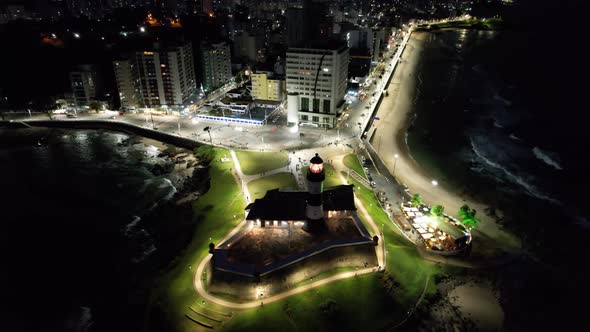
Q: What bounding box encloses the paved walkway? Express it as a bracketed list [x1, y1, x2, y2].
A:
[193, 150, 386, 309]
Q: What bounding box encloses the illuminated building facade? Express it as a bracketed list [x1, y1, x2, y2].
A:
[286, 42, 349, 128]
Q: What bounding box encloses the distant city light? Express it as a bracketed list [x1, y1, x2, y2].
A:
[73, 33, 80, 38]
[140, 26, 146, 33]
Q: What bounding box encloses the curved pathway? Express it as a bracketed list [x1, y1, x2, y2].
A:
[192, 149, 385, 310]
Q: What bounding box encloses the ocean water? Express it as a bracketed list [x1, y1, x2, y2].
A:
[407, 29, 589, 258]
[0, 129, 181, 331]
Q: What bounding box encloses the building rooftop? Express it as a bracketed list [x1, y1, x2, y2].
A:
[288, 40, 348, 54]
[245, 185, 356, 221]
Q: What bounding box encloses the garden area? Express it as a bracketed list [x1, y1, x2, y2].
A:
[235, 150, 289, 175]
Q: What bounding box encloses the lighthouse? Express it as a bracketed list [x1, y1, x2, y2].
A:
[304, 153, 326, 232]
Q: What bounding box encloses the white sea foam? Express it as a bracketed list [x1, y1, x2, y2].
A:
[493, 93, 512, 106]
[160, 178, 177, 200]
[133, 243, 157, 263]
[470, 139, 560, 204]
[532, 147, 563, 170]
[509, 133, 521, 141]
[471, 64, 487, 75]
[66, 306, 93, 332]
[123, 216, 141, 237]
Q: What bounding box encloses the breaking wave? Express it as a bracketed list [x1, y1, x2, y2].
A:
[470, 139, 560, 204]
[493, 93, 512, 107]
[532, 147, 563, 170]
[123, 216, 141, 237]
[65, 306, 93, 332]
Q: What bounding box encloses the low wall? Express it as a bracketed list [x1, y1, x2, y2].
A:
[208, 244, 377, 301]
[21, 120, 203, 150]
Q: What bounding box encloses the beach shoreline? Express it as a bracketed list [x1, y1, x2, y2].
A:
[372, 31, 521, 256]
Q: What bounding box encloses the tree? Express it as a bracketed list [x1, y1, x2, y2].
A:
[203, 126, 212, 145]
[431, 205, 444, 216]
[458, 204, 480, 229]
[89, 100, 102, 113]
[194, 145, 215, 164]
[410, 193, 422, 207]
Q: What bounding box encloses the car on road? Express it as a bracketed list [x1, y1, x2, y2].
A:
[110, 115, 117, 119]
[367, 174, 373, 182]
[370, 181, 377, 188]
[362, 159, 373, 166]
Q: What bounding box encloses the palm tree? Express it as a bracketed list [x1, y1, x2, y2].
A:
[458, 204, 480, 229]
[431, 205, 444, 216]
[203, 126, 212, 145]
[410, 193, 422, 207]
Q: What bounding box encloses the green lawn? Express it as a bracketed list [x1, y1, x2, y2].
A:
[224, 274, 403, 332]
[347, 174, 439, 302]
[303, 163, 345, 188]
[150, 149, 442, 332]
[150, 148, 247, 332]
[247, 173, 299, 200]
[323, 164, 345, 187]
[343, 154, 366, 179]
[222, 175, 441, 332]
[235, 150, 289, 175]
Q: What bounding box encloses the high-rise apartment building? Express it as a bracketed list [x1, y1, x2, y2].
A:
[69, 65, 99, 107]
[251, 71, 285, 102]
[113, 41, 196, 109]
[199, 42, 232, 92]
[113, 59, 140, 109]
[286, 41, 349, 129]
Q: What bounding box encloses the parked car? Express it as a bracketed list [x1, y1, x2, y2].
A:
[370, 181, 377, 188]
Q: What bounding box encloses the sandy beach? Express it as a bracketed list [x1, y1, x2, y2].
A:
[372, 32, 520, 255]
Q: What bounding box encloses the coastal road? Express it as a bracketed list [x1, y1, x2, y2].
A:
[370, 29, 520, 250]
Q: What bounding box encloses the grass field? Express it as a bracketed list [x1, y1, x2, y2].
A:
[343, 154, 366, 179]
[150, 148, 247, 332]
[247, 173, 299, 200]
[303, 163, 345, 188]
[151, 150, 443, 332]
[235, 150, 289, 175]
[347, 174, 439, 302]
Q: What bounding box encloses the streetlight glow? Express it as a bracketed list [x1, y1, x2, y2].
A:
[431, 180, 438, 186]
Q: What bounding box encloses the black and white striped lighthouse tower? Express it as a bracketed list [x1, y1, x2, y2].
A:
[304, 153, 326, 232]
